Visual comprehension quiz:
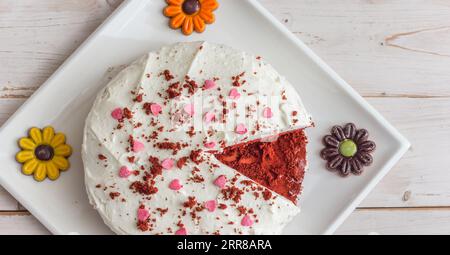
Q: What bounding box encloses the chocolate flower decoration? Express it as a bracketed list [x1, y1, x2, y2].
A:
[321, 123, 376, 177]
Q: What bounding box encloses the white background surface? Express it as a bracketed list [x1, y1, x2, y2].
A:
[0, 0, 449, 235]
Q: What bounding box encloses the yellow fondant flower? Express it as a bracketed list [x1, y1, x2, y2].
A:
[164, 0, 219, 35]
[16, 126, 72, 182]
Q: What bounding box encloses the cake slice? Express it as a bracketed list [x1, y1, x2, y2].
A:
[215, 129, 307, 204]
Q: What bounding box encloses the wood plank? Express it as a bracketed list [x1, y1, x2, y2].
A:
[337, 208, 450, 235]
[0, 212, 49, 235]
[260, 0, 450, 97]
[2, 0, 450, 97]
[361, 97, 450, 207]
[0, 0, 121, 93]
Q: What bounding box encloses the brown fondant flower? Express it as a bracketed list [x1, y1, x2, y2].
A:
[321, 123, 376, 177]
[163, 0, 219, 35]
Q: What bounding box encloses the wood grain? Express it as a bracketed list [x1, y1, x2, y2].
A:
[1, 0, 450, 234]
[337, 207, 450, 235]
[260, 0, 450, 97]
[361, 97, 450, 207]
[0, 0, 121, 95]
[0, 212, 49, 235]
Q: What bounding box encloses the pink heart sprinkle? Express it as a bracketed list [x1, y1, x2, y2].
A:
[235, 124, 248, 135]
[175, 228, 187, 235]
[111, 108, 123, 120]
[204, 141, 216, 149]
[169, 179, 183, 191]
[118, 166, 131, 178]
[162, 158, 175, 170]
[150, 103, 162, 116]
[229, 89, 241, 100]
[213, 175, 226, 189]
[183, 104, 195, 116]
[137, 208, 149, 221]
[203, 80, 216, 90]
[205, 200, 217, 212]
[132, 140, 144, 152]
[263, 107, 273, 118]
[204, 112, 216, 123]
[241, 215, 254, 227]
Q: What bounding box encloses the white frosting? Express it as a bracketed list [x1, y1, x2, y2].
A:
[82, 42, 312, 235]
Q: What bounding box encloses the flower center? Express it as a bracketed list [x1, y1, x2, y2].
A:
[35, 145, 54, 161]
[182, 0, 200, 15]
[339, 139, 357, 158]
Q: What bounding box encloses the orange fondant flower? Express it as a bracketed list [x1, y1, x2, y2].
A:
[164, 0, 219, 35]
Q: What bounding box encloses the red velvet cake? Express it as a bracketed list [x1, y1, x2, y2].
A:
[215, 130, 308, 204]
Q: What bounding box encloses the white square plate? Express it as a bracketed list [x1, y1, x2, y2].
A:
[0, 0, 409, 235]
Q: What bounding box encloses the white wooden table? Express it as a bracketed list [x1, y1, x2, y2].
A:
[1, 0, 450, 235]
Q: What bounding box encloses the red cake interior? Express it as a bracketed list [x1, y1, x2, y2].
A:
[215, 129, 308, 204]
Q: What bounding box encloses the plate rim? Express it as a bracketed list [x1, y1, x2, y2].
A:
[0, 0, 411, 235]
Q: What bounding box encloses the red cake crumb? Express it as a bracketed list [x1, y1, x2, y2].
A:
[123, 108, 133, 119]
[192, 167, 200, 174]
[190, 149, 203, 164]
[262, 189, 272, 200]
[98, 154, 107, 160]
[149, 156, 163, 176]
[186, 126, 196, 137]
[134, 94, 143, 103]
[221, 186, 244, 203]
[130, 181, 158, 196]
[237, 206, 247, 216]
[161, 69, 174, 81]
[128, 135, 136, 150]
[218, 204, 227, 210]
[109, 192, 120, 200]
[166, 82, 181, 99]
[156, 208, 169, 216]
[240, 180, 253, 186]
[183, 78, 199, 95]
[137, 220, 149, 231]
[183, 196, 197, 209]
[215, 129, 308, 204]
[189, 174, 205, 183]
[127, 156, 135, 163]
[150, 131, 159, 140]
[232, 72, 246, 87]
[156, 142, 182, 155]
[177, 157, 188, 169]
